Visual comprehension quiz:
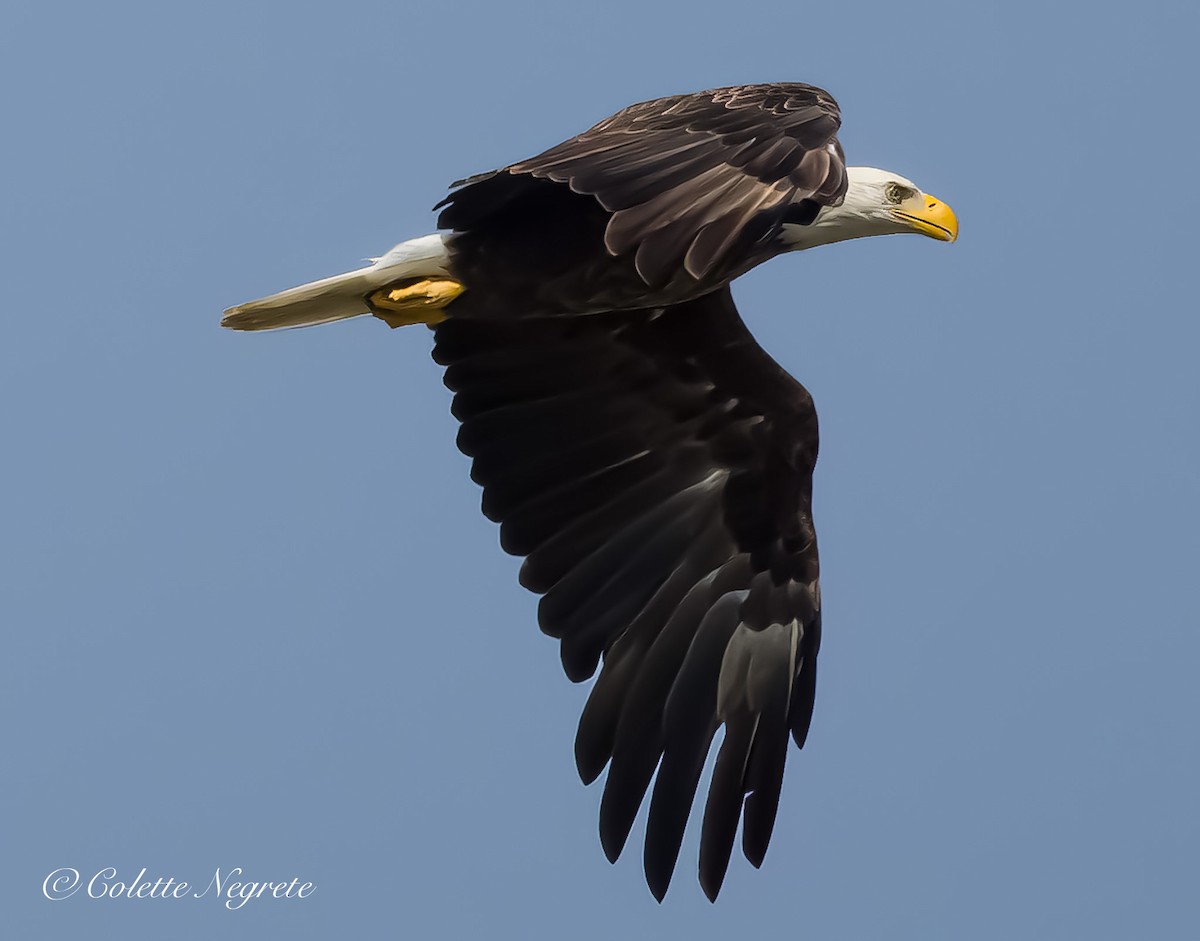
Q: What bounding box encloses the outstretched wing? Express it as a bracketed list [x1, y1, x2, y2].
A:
[438, 83, 847, 288]
[432, 288, 823, 901]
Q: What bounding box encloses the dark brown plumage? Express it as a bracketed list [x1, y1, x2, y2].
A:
[433, 287, 821, 901]
[437, 83, 846, 319]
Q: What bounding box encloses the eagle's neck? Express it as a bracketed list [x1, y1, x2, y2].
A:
[779, 168, 902, 252]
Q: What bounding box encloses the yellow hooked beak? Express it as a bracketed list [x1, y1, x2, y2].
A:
[894, 193, 958, 242]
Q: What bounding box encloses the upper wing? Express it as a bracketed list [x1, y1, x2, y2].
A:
[431, 288, 823, 901]
[438, 84, 847, 287]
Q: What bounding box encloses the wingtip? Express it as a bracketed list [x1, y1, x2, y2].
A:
[644, 842, 683, 903]
[598, 781, 643, 865]
[599, 822, 627, 865]
[699, 848, 732, 901]
[646, 872, 670, 903]
[742, 819, 771, 869]
[576, 756, 605, 787]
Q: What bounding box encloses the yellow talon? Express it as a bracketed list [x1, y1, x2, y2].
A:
[368, 278, 465, 328]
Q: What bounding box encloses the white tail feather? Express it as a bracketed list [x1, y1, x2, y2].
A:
[222, 234, 452, 331]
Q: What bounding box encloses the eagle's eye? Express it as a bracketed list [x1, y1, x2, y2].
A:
[885, 182, 916, 204]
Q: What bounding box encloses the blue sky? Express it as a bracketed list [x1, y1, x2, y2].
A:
[3, 1, 1198, 938]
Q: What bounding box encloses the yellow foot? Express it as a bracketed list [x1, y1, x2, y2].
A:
[368, 278, 465, 328]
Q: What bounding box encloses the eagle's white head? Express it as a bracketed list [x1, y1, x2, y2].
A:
[782, 166, 958, 251]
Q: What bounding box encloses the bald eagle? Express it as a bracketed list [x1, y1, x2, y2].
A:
[223, 83, 957, 901]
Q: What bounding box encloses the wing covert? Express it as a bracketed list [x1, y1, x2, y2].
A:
[439, 84, 847, 288]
